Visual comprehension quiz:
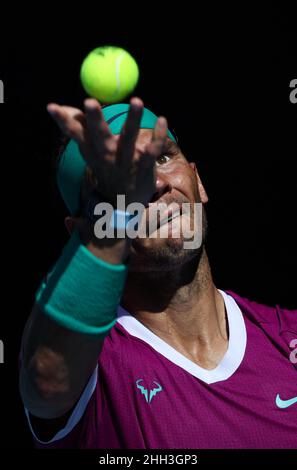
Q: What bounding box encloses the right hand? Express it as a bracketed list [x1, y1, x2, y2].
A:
[47, 97, 168, 207]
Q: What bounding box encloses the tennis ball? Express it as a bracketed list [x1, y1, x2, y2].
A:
[80, 46, 139, 103]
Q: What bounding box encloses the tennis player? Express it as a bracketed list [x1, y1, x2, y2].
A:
[19, 98, 297, 448]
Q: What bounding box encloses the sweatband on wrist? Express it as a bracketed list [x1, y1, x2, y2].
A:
[36, 231, 127, 336]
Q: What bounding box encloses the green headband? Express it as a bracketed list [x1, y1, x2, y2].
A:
[57, 103, 177, 214]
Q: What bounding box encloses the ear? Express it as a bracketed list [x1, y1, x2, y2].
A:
[189, 162, 209, 204]
[64, 216, 78, 235]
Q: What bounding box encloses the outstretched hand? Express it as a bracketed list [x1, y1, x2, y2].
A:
[47, 97, 168, 207]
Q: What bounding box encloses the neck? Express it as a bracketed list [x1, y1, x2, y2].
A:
[122, 248, 229, 369]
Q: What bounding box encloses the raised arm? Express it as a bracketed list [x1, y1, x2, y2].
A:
[20, 97, 168, 421]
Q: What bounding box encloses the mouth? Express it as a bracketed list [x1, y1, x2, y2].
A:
[143, 200, 190, 235]
[157, 208, 182, 229]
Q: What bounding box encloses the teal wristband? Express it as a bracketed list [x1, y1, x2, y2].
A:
[36, 231, 127, 335]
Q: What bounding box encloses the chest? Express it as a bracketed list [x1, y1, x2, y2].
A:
[100, 340, 297, 448]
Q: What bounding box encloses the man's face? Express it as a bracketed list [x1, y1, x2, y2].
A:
[129, 129, 208, 272]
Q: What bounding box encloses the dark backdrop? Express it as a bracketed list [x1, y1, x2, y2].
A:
[0, 4, 296, 448]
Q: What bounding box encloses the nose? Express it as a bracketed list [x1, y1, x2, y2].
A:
[150, 174, 172, 203]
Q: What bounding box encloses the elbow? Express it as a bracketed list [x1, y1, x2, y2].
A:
[19, 346, 73, 418]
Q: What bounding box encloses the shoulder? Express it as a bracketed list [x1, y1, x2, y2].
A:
[225, 290, 297, 334]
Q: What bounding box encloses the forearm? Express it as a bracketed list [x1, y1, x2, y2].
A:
[20, 234, 130, 418]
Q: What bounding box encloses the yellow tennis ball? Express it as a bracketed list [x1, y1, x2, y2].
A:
[80, 46, 139, 103]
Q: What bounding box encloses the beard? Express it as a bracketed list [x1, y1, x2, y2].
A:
[128, 207, 208, 273]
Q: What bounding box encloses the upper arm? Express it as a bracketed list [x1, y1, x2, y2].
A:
[24, 365, 98, 446]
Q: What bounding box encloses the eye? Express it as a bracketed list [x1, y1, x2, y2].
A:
[156, 154, 171, 166]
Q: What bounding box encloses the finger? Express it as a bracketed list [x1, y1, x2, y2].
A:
[84, 98, 113, 153]
[145, 116, 168, 158]
[117, 97, 144, 165]
[135, 152, 157, 203]
[135, 117, 166, 180]
[153, 116, 168, 143]
[136, 151, 156, 171]
[47, 103, 85, 142]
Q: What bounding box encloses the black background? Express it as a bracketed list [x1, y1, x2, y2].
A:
[0, 4, 296, 450]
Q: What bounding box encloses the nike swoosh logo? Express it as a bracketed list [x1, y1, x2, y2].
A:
[275, 394, 297, 409]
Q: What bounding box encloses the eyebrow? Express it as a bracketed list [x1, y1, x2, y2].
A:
[165, 139, 180, 152]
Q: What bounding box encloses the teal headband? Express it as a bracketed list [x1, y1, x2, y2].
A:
[57, 103, 177, 214]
